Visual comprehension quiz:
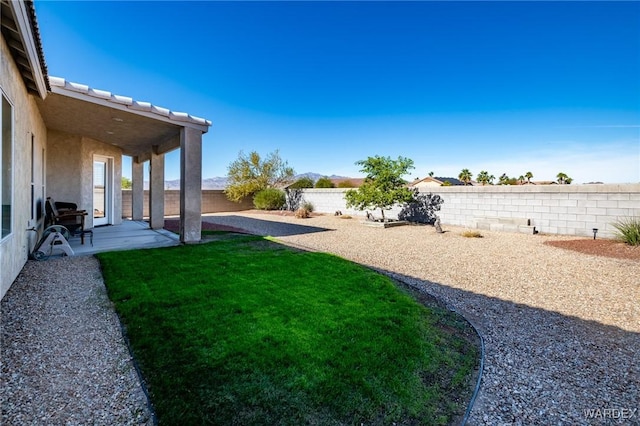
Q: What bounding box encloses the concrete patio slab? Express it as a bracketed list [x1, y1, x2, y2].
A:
[66, 220, 179, 256]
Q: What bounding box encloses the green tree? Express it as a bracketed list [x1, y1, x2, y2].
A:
[525, 171, 534, 184]
[289, 176, 314, 189]
[556, 172, 572, 185]
[314, 176, 335, 188]
[458, 168, 473, 185]
[518, 175, 525, 185]
[344, 155, 415, 221]
[225, 150, 294, 202]
[477, 170, 490, 186]
[498, 173, 510, 185]
[121, 176, 132, 189]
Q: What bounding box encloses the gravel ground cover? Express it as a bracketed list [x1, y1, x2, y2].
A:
[202, 212, 639, 425]
[1, 256, 152, 425]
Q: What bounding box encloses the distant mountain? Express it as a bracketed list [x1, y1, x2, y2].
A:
[293, 172, 350, 182]
[149, 173, 353, 190]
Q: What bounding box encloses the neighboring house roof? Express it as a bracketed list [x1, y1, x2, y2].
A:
[520, 181, 558, 185]
[435, 176, 465, 186]
[1, 0, 50, 97]
[409, 176, 466, 186]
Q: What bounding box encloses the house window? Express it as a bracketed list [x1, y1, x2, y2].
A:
[1, 92, 13, 239]
[31, 133, 35, 221]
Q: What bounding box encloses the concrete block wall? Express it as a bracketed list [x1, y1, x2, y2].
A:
[299, 184, 640, 238]
[122, 190, 253, 217]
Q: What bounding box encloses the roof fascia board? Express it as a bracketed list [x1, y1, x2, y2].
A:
[50, 84, 210, 133]
[11, 1, 47, 98]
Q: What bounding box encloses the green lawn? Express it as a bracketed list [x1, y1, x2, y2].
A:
[98, 235, 478, 425]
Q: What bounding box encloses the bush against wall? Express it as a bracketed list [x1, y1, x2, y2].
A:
[253, 189, 286, 210]
[315, 177, 335, 188]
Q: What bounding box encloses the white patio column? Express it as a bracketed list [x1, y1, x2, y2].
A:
[149, 147, 165, 229]
[131, 157, 144, 221]
[179, 127, 202, 243]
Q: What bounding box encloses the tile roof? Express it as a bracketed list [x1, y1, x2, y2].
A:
[1, 0, 50, 96]
[49, 76, 212, 128]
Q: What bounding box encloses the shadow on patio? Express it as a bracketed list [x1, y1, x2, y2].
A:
[64, 220, 179, 256]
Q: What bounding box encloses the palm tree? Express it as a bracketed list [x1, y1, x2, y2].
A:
[477, 170, 490, 186]
[428, 171, 434, 177]
[488, 174, 495, 185]
[498, 173, 510, 185]
[458, 168, 472, 185]
[525, 171, 533, 184]
[518, 175, 525, 185]
[557, 172, 570, 184]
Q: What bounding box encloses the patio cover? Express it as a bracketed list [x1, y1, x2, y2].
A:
[36, 77, 212, 243]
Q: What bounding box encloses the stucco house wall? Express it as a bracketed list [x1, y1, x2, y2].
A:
[0, 35, 48, 300]
[47, 130, 123, 228]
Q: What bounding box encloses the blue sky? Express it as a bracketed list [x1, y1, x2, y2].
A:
[35, 1, 639, 184]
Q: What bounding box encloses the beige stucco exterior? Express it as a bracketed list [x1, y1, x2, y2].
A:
[47, 130, 123, 229]
[0, 34, 47, 299]
[1, 0, 211, 299]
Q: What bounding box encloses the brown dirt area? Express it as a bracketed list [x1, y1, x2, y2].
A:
[544, 238, 640, 261]
[164, 219, 251, 235]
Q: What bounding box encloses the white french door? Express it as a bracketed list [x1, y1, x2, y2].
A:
[93, 155, 113, 226]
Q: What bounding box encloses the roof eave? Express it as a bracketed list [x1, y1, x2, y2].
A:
[49, 77, 212, 133]
[10, 0, 48, 98]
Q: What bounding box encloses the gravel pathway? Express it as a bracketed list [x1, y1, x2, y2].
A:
[202, 212, 640, 425]
[1, 256, 153, 425]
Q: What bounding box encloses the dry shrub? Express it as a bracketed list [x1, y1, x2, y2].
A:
[295, 208, 310, 219]
[461, 230, 483, 238]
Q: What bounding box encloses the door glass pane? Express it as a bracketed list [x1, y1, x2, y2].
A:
[93, 160, 106, 219]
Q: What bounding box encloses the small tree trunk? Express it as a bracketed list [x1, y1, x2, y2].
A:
[380, 208, 386, 222]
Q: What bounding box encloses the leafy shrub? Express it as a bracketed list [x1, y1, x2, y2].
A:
[461, 230, 483, 238]
[315, 177, 335, 188]
[302, 201, 314, 212]
[253, 188, 286, 210]
[289, 177, 314, 189]
[612, 217, 640, 246]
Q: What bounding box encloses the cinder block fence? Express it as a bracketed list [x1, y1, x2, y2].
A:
[298, 184, 640, 239]
[122, 184, 639, 238]
[121, 190, 253, 218]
